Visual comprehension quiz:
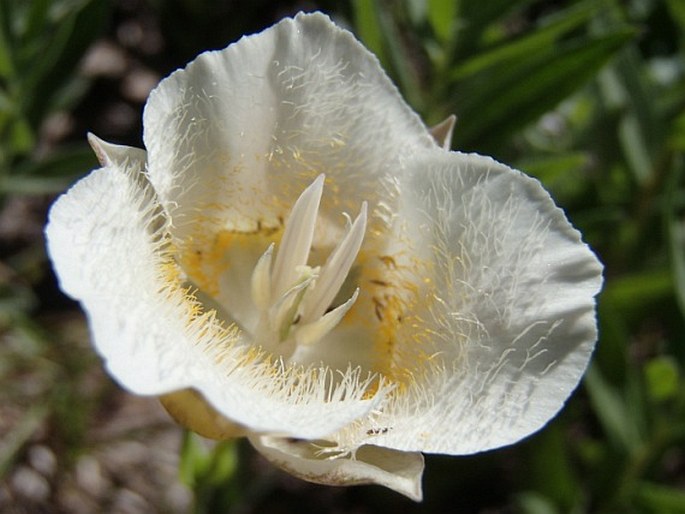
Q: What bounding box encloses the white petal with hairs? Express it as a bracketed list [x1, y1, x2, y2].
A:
[46, 12, 602, 501]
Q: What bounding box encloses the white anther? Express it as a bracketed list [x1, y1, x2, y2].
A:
[270, 273, 316, 341]
[295, 289, 359, 346]
[300, 202, 367, 324]
[251, 243, 274, 311]
[249, 176, 367, 354]
[271, 174, 324, 298]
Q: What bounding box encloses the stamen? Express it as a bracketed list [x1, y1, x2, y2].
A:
[251, 243, 274, 311]
[270, 272, 316, 341]
[295, 288, 359, 346]
[249, 176, 367, 358]
[271, 174, 324, 298]
[300, 202, 367, 324]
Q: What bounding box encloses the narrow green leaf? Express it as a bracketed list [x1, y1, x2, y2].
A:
[526, 425, 581, 510]
[602, 269, 673, 312]
[372, 5, 424, 110]
[584, 365, 642, 453]
[451, 1, 600, 81]
[669, 216, 685, 317]
[17, 144, 96, 176]
[206, 441, 238, 487]
[427, 0, 457, 43]
[635, 481, 685, 511]
[671, 111, 685, 151]
[23, 0, 52, 44]
[599, 46, 663, 185]
[666, 156, 685, 317]
[351, 0, 387, 67]
[352, 3, 425, 112]
[455, 0, 537, 53]
[20, 0, 108, 126]
[9, 115, 33, 154]
[452, 30, 634, 152]
[179, 431, 211, 486]
[1, 145, 96, 194]
[0, 0, 15, 79]
[517, 152, 591, 200]
[19, 6, 80, 102]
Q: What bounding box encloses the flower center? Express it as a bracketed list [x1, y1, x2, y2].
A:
[250, 175, 367, 361]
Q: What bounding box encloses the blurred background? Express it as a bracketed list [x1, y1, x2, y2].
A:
[1, 0, 684, 512]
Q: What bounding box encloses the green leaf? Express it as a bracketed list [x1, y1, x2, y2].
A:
[602, 270, 674, 313]
[1, 145, 96, 194]
[351, 0, 387, 68]
[665, 0, 685, 32]
[351, 2, 425, 111]
[599, 46, 663, 185]
[0, 1, 15, 79]
[584, 365, 642, 453]
[179, 430, 211, 486]
[206, 441, 238, 487]
[526, 424, 581, 510]
[450, 1, 601, 81]
[668, 216, 685, 314]
[671, 111, 685, 151]
[20, 0, 108, 125]
[666, 157, 685, 317]
[8, 115, 33, 154]
[23, 0, 52, 45]
[454, 0, 537, 54]
[635, 482, 685, 512]
[427, 0, 457, 43]
[451, 29, 634, 152]
[644, 356, 680, 402]
[517, 152, 591, 201]
[179, 431, 237, 489]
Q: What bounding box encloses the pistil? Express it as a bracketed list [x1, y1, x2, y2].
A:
[250, 175, 367, 360]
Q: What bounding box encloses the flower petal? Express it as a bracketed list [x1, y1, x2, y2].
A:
[45, 163, 176, 394]
[45, 158, 389, 439]
[142, 12, 435, 243]
[339, 149, 603, 455]
[249, 435, 424, 502]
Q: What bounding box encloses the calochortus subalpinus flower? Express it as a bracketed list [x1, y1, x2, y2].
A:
[46, 12, 603, 501]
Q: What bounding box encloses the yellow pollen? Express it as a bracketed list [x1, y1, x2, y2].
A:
[179, 227, 283, 297]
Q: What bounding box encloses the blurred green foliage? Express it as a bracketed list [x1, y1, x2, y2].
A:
[0, 0, 106, 194]
[1, 0, 684, 513]
[0, 0, 106, 484]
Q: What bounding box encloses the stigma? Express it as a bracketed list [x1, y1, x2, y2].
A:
[250, 175, 367, 360]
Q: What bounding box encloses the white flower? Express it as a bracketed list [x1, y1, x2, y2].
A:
[45, 12, 603, 501]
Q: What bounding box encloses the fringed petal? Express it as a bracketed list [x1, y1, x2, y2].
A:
[46, 159, 389, 440]
[142, 12, 435, 243]
[333, 149, 602, 455]
[250, 435, 424, 501]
